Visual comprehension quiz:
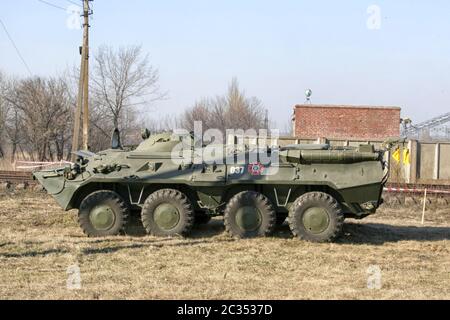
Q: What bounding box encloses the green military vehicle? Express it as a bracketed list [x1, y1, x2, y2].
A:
[34, 131, 388, 243]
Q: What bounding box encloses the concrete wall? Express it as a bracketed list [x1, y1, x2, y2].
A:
[406, 141, 450, 185]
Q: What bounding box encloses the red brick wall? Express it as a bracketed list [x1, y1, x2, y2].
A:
[293, 105, 401, 140]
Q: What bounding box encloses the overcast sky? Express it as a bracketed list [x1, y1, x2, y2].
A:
[1, 0, 449, 128]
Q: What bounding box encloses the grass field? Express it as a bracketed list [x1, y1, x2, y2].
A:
[0, 192, 449, 300]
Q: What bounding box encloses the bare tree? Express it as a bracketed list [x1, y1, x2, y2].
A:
[181, 78, 267, 133]
[182, 101, 214, 131]
[281, 119, 294, 136]
[90, 45, 165, 150]
[0, 73, 23, 162]
[5, 106, 23, 162]
[146, 114, 181, 134]
[4, 77, 73, 161]
[0, 71, 7, 158]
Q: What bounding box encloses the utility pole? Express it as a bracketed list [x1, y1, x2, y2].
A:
[82, 0, 91, 152]
[71, 0, 92, 161]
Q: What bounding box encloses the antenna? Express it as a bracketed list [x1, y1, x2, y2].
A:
[305, 89, 313, 104]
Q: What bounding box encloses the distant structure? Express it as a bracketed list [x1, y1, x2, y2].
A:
[402, 112, 450, 141]
[292, 104, 401, 140]
[305, 89, 313, 104]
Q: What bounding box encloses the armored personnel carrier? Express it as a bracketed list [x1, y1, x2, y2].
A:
[34, 131, 388, 242]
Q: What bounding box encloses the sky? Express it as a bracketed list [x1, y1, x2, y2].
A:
[1, 0, 449, 129]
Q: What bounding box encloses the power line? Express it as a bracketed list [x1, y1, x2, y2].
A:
[0, 18, 33, 76]
[37, 0, 83, 11]
[65, 0, 81, 6]
[37, 0, 67, 11]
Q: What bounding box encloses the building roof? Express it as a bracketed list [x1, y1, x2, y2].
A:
[294, 104, 401, 111]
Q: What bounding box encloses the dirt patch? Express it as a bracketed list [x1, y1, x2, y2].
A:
[0, 193, 449, 300]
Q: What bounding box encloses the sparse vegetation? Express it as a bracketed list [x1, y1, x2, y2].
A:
[90, 45, 166, 150]
[0, 192, 448, 300]
[0, 45, 166, 162]
[1, 61, 269, 166]
[181, 78, 268, 133]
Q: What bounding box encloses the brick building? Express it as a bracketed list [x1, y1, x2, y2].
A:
[292, 105, 401, 141]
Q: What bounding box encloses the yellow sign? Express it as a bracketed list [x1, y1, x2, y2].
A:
[403, 149, 411, 165]
[392, 148, 401, 164]
[392, 148, 411, 165]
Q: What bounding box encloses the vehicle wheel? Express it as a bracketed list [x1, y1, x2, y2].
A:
[78, 190, 129, 237]
[276, 213, 288, 226]
[289, 192, 344, 243]
[141, 189, 194, 237]
[194, 212, 212, 225]
[224, 191, 276, 239]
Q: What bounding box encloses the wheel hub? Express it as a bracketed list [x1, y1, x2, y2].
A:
[89, 205, 116, 231]
[303, 207, 330, 234]
[235, 206, 262, 231]
[154, 203, 180, 230]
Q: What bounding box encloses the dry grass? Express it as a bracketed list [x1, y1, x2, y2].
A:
[0, 159, 14, 171]
[0, 192, 449, 300]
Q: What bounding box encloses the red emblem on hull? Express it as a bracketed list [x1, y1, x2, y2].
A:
[248, 162, 265, 176]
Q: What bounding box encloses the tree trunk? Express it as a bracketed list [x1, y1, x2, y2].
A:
[11, 143, 17, 163]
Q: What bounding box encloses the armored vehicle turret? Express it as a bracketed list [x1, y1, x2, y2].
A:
[34, 131, 388, 242]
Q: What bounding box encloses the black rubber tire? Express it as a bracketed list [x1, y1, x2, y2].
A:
[276, 214, 288, 226]
[194, 212, 212, 225]
[78, 190, 129, 237]
[289, 192, 344, 243]
[224, 191, 276, 239]
[141, 189, 194, 237]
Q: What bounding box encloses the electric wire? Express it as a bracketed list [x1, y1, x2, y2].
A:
[0, 18, 33, 76]
[36, 0, 67, 11]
